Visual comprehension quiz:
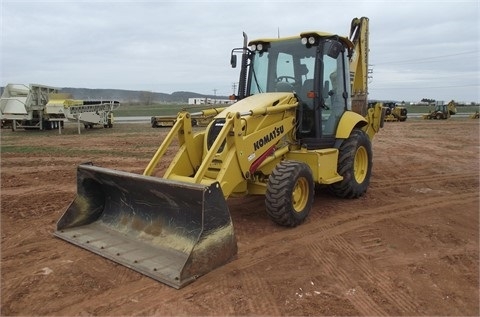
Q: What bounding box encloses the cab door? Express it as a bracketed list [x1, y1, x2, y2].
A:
[299, 39, 350, 149]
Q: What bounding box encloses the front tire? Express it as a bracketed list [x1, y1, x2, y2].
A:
[266, 161, 314, 227]
[329, 129, 372, 198]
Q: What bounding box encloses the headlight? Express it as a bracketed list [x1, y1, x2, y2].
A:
[301, 36, 317, 45]
[250, 42, 268, 52]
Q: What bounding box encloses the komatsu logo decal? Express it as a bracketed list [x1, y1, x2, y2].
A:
[253, 125, 284, 151]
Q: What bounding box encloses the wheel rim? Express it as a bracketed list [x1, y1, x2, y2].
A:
[292, 177, 309, 213]
[354, 146, 368, 184]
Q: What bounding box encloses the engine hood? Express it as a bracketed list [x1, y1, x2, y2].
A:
[215, 93, 297, 118]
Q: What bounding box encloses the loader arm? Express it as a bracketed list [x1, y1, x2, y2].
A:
[143, 111, 198, 177]
[144, 93, 298, 198]
[162, 112, 246, 190]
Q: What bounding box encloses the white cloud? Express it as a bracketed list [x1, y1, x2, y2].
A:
[1, 0, 479, 101]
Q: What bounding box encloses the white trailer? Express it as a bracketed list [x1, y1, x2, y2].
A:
[66, 101, 119, 128]
[0, 84, 59, 130]
[45, 94, 120, 129]
[1, 84, 120, 132]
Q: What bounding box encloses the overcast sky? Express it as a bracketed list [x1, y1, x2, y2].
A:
[1, 0, 479, 102]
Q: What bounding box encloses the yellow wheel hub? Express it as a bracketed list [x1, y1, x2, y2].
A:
[354, 145, 368, 183]
[292, 177, 309, 213]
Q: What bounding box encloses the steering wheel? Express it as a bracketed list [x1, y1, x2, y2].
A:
[277, 76, 296, 84]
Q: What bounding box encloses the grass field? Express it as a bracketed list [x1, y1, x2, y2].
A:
[114, 103, 203, 116]
[114, 102, 480, 117]
[0, 123, 158, 158]
[399, 104, 479, 114]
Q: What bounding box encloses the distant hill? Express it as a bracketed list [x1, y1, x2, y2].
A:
[58, 87, 228, 103]
[60, 88, 228, 103]
[0, 86, 227, 103]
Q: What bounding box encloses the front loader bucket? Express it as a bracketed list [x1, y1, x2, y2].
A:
[54, 163, 237, 289]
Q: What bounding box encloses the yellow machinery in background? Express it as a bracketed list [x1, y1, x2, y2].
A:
[383, 102, 407, 122]
[45, 93, 119, 129]
[151, 107, 226, 128]
[55, 17, 384, 289]
[423, 100, 457, 120]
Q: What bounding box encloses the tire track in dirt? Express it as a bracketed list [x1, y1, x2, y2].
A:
[215, 274, 238, 315]
[327, 235, 419, 314]
[8, 185, 475, 316]
[356, 227, 387, 259]
[54, 202, 474, 316]
[203, 191, 476, 315]
[371, 172, 477, 190]
[238, 185, 477, 313]
[308, 242, 388, 316]
[72, 253, 279, 315]
[1, 186, 75, 197]
[229, 191, 477, 272]
[301, 191, 477, 246]
[238, 269, 281, 316]
[54, 277, 160, 315]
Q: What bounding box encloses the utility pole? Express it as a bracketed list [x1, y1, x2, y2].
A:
[213, 88, 217, 104]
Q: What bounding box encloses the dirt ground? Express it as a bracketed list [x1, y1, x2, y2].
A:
[1, 118, 479, 316]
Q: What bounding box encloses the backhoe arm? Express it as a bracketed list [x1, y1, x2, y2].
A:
[349, 17, 369, 116]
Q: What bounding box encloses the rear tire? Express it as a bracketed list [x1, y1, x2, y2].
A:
[329, 129, 372, 198]
[266, 161, 314, 227]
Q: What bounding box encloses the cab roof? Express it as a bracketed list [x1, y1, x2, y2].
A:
[249, 31, 354, 50]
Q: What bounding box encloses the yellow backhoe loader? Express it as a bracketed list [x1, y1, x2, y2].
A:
[422, 100, 457, 120]
[55, 17, 384, 289]
[383, 102, 407, 122]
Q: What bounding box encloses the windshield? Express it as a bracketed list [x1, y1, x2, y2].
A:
[249, 39, 315, 95]
[245, 37, 351, 140]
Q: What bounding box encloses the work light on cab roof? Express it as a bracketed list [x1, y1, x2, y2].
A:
[250, 42, 267, 52]
[301, 36, 317, 45]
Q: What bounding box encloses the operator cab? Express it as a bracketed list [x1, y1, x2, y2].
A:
[233, 33, 352, 149]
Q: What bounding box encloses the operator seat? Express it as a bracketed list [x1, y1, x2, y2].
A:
[299, 79, 314, 109]
[298, 79, 338, 149]
[275, 81, 295, 92]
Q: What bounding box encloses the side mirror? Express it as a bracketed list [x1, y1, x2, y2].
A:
[230, 54, 237, 68]
[324, 40, 344, 59]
